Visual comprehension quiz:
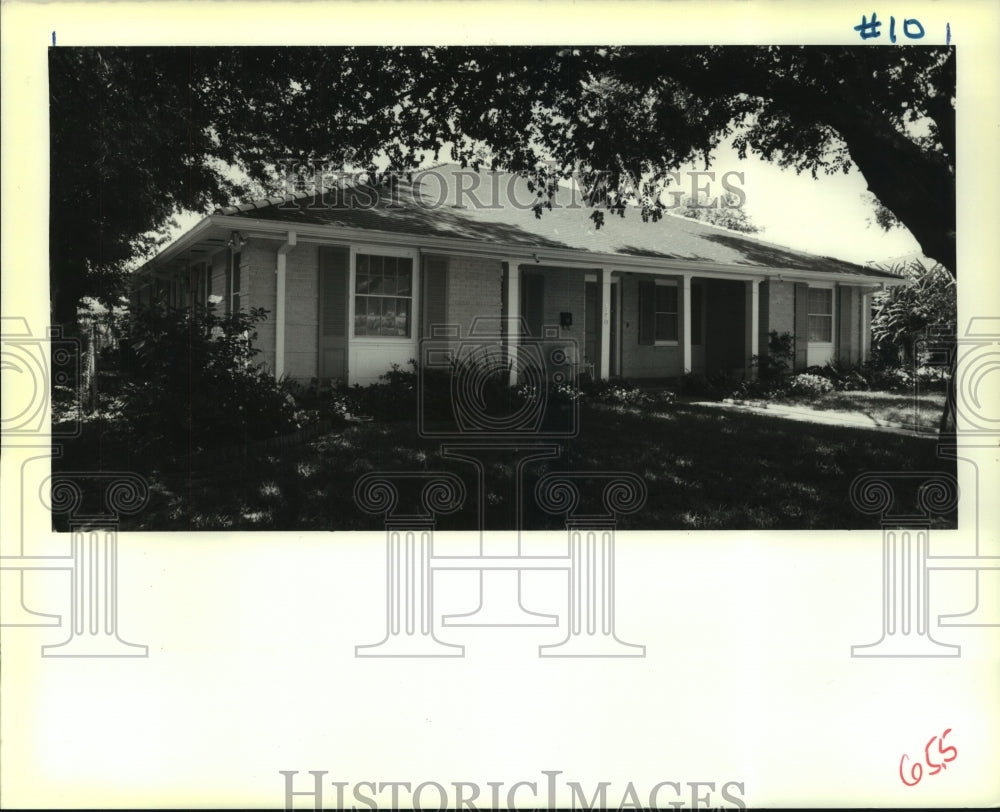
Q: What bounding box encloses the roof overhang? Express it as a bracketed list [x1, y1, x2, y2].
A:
[136, 214, 907, 288]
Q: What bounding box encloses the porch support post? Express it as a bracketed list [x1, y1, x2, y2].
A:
[861, 291, 872, 364]
[275, 231, 297, 380]
[682, 274, 693, 374]
[745, 279, 760, 379]
[506, 259, 521, 385]
[599, 267, 612, 380]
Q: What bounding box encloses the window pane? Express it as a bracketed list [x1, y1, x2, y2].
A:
[655, 284, 677, 313]
[397, 268, 411, 296]
[357, 254, 369, 274]
[655, 313, 679, 342]
[808, 288, 832, 314]
[395, 298, 409, 336]
[382, 268, 397, 296]
[354, 306, 367, 336]
[808, 315, 832, 342]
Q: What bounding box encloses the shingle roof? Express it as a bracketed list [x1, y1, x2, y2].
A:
[216, 165, 898, 279]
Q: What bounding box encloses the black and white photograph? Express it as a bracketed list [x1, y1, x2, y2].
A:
[2, 1, 998, 809]
[48, 43, 958, 532]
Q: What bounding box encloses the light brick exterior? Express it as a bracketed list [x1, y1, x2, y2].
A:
[618, 273, 685, 378]
[445, 255, 504, 338]
[174, 237, 875, 384]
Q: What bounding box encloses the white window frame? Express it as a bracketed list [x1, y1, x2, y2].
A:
[806, 283, 835, 347]
[349, 244, 420, 341]
[653, 279, 680, 346]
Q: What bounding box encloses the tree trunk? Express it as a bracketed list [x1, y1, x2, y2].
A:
[82, 321, 98, 414]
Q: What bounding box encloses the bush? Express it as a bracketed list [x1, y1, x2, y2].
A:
[784, 372, 835, 396]
[120, 304, 300, 461]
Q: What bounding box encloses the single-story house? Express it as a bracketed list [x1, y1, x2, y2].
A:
[134, 164, 903, 386]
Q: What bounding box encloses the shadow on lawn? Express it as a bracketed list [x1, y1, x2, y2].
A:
[101, 401, 956, 532]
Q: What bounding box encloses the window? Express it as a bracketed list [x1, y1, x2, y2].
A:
[654, 281, 679, 342]
[807, 287, 833, 342]
[354, 253, 413, 337]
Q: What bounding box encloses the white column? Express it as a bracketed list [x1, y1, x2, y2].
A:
[682, 274, 693, 374]
[746, 279, 760, 378]
[275, 231, 296, 380]
[599, 268, 612, 380]
[506, 259, 521, 385]
[861, 291, 872, 364]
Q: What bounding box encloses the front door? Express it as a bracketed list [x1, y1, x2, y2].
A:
[318, 245, 349, 383]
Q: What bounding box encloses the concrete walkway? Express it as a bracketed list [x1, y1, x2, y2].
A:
[687, 398, 939, 437]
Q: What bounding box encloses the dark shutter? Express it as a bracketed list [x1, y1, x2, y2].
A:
[423, 256, 449, 337]
[320, 246, 349, 336]
[521, 272, 545, 336]
[793, 282, 810, 370]
[838, 286, 851, 361]
[638, 279, 656, 345]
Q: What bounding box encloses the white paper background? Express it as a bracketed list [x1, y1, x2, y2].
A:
[2, 1, 998, 808]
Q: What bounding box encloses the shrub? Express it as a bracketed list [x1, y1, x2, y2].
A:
[784, 372, 835, 396]
[120, 303, 300, 461]
[751, 330, 794, 379]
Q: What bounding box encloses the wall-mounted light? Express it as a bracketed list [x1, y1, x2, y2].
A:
[228, 231, 247, 250]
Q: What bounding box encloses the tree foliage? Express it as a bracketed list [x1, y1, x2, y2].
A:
[49, 45, 955, 323]
[871, 259, 956, 363]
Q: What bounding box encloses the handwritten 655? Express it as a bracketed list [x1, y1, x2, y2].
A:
[899, 728, 957, 787]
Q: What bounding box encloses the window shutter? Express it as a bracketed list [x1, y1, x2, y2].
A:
[638, 279, 656, 345]
[423, 256, 449, 337]
[793, 282, 810, 370]
[320, 246, 349, 337]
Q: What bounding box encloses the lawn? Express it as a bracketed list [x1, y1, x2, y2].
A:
[728, 389, 947, 433]
[62, 397, 957, 532]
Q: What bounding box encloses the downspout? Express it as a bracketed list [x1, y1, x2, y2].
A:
[275, 231, 297, 379]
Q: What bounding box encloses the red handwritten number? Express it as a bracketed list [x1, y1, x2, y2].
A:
[901, 728, 957, 787]
[899, 753, 923, 786]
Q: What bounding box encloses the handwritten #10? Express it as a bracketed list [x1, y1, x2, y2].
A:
[854, 12, 933, 42]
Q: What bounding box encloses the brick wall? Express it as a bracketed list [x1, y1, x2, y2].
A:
[767, 279, 796, 340]
[536, 266, 586, 355]
[618, 273, 684, 378]
[245, 241, 276, 372]
[445, 255, 504, 338]
[283, 243, 321, 379]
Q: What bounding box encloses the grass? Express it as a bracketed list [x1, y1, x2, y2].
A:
[62, 397, 956, 532]
[732, 390, 946, 432]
